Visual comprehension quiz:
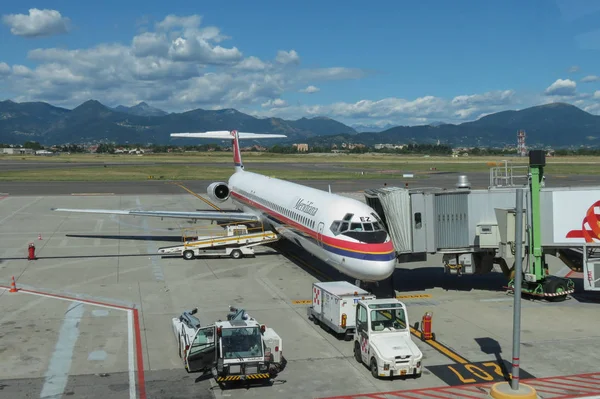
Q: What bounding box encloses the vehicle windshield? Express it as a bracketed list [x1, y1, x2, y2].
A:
[370, 308, 407, 332]
[221, 326, 263, 359]
[329, 212, 388, 243]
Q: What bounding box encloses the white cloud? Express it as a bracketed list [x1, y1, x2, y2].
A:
[261, 99, 287, 108]
[275, 50, 300, 65]
[594, 90, 600, 99]
[0, 13, 367, 112]
[544, 78, 577, 96]
[252, 89, 524, 126]
[2, 8, 70, 38]
[0, 62, 10, 75]
[299, 85, 320, 93]
[569, 65, 580, 73]
[584, 103, 600, 114]
[582, 75, 600, 83]
[235, 56, 267, 71]
[3, 12, 600, 126]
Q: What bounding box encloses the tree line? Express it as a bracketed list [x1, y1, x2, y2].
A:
[6, 141, 600, 156]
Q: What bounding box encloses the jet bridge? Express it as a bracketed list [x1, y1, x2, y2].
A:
[365, 163, 600, 295]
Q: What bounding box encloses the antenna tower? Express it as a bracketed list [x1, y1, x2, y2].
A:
[517, 130, 527, 157]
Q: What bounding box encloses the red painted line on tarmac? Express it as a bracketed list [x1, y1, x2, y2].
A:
[0, 285, 148, 399]
[535, 379, 600, 392]
[133, 308, 147, 399]
[316, 371, 600, 399]
[3, 287, 133, 310]
[565, 270, 575, 278]
[566, 375, 600, 387]
[412, 391, 451, 399]
[0, 195, 8, 201]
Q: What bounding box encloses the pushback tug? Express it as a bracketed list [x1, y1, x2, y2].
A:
[172, 305, 286, 388]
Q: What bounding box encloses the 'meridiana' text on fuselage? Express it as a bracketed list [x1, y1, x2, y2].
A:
[294, 198, 318, 216]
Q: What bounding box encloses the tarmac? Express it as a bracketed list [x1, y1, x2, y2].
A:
[1, 173, 600, 399]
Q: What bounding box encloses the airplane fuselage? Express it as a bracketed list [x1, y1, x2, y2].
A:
[227, 170, 397, 282]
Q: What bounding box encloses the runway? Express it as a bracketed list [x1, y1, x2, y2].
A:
[2, 171, 599, 196]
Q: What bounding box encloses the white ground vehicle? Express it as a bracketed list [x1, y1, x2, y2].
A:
[353, 298, 423, 379]
[172, 306, 286, 386]
[307, 281, 376, 340]
[158, 224, 278, 260]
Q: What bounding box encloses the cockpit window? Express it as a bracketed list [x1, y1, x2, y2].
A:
[329, 213, 388, 243]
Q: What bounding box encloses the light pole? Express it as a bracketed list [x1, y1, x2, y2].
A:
[489, 187, 537, 399]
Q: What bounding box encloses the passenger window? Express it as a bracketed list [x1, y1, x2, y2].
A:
[414, 212, 422, 229]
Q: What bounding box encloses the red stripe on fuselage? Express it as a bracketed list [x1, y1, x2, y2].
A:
[230, 191, 394, 254]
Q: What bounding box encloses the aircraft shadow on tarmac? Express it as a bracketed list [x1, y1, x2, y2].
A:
[267, 239, 510, 297]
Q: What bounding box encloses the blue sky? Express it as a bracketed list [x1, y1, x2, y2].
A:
[1, 0, 600, 127]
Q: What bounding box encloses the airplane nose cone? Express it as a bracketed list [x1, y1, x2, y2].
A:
[376, 259, 397, 280]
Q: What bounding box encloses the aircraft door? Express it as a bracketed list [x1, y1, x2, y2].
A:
[356, 304, 369, 363]
[185, 325, 217, 372]
[317, 222, 324, 247]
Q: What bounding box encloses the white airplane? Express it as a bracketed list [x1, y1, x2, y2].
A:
[52, 130, 397, 284]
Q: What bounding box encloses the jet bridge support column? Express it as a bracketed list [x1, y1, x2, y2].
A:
[507, 150, 574, 301]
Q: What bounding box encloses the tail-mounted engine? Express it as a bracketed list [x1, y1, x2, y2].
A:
[207, 182, 230, 202]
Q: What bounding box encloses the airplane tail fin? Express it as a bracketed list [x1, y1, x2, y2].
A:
[170, 131, 287, 172]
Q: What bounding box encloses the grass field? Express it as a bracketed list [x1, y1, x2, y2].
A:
[0, 164, 417, 181]
[4, 152, 600, 164]
[1, 152, 600, 181]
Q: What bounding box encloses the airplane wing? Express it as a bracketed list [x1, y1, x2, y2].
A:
[51, 208, 259, 222]
[171, 131, 287, 139]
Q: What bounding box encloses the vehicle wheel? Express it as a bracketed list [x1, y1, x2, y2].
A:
[230, 249, 242, 259]
[545, 278, 568, 302]
[370, 358, 379, 378]
[183, 250, 194, 260]
[354, 342, 362, 363]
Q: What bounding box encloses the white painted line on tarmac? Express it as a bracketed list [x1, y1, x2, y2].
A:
[40, 301, 84, 399]
[13, 289, 137, 399]
[128, 310, 136, 399]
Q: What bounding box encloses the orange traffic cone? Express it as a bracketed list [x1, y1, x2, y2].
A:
[9, 276, 18, 292]
[38, 233, 42, 240]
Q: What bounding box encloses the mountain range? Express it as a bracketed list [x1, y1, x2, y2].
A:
[0, 99, 599, 148]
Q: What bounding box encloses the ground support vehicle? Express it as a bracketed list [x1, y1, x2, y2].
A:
[307, 281, 376, 340]
[353, 298, 423, 379]
[362, 151, 600, 300]
[158, 224, 278, 260]
[172, 306, 286, 388]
